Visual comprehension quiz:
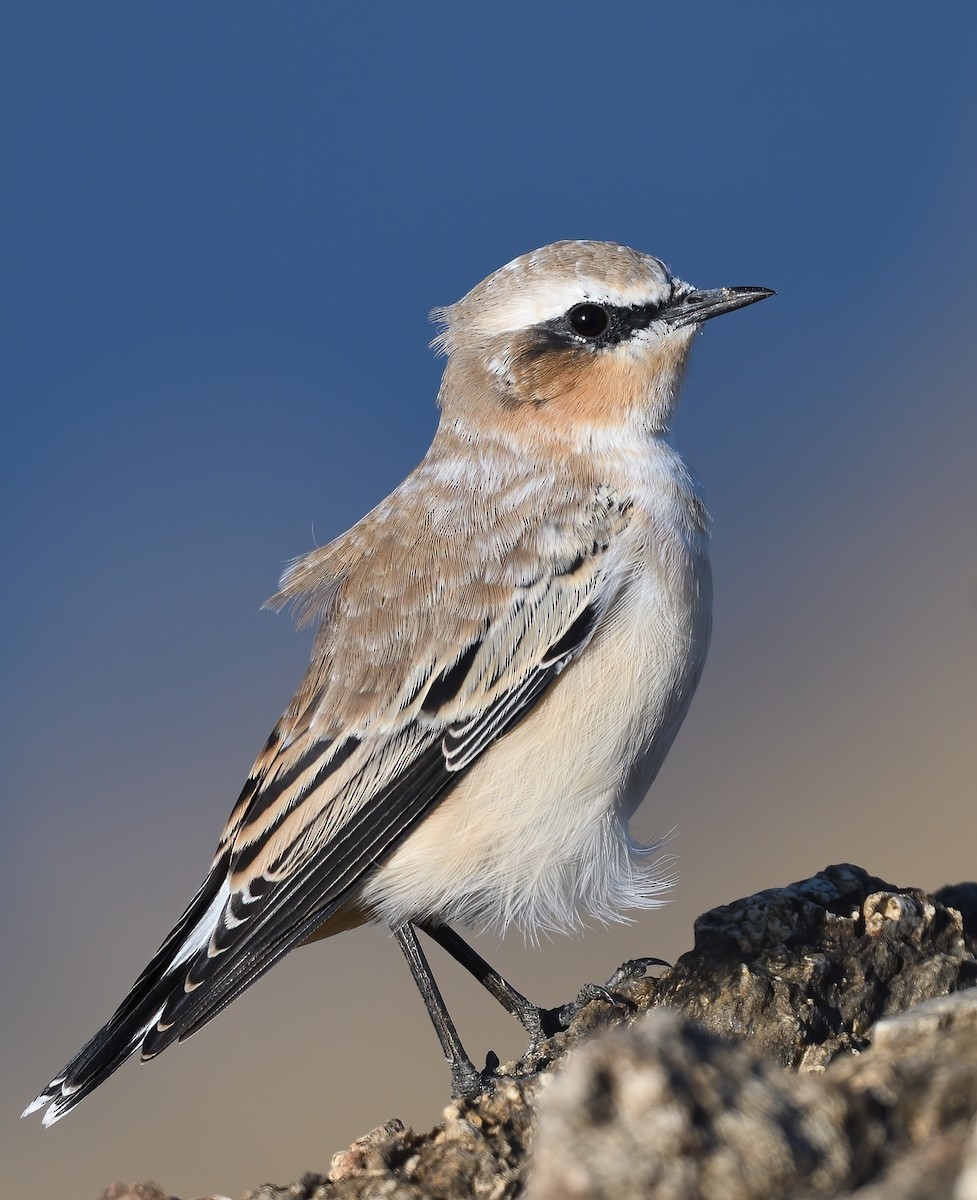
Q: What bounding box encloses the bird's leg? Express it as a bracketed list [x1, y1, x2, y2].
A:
[394, 923, 486, 1099]
[420, 924, 671, 1044]
[417, 921, 566, 1047]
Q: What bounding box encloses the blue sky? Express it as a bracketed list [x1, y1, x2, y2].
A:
[3, 5, 976, 1197]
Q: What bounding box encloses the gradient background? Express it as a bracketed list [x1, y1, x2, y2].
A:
[3, 5, 976, 1197]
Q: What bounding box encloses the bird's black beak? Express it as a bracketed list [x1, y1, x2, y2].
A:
[664, 285, 775, 329]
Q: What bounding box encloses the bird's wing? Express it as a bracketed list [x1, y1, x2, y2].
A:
[26, 475, 635, 1124]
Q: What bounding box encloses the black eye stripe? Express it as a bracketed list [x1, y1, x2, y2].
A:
[527, 294, 674, 360]
[561, 300, 664, 346]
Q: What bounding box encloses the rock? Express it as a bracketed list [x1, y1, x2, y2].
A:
[100, 1184, 232, 1200]
[529, 1006, 854, 1200]
[108, 865, 977, 1200]
[101, 1186, 176, 1200]
[653, 863, 977, 1070]
[529, 991, 977, 1200]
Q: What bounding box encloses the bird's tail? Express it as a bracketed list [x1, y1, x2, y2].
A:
[22, 866, 232, 1127]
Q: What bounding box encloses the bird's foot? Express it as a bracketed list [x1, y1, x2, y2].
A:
[557, 981, 629, 1024]
[604, 955, 670, 989]
[530, 957, 671, 1050]
[449, 1050, 500, 1101]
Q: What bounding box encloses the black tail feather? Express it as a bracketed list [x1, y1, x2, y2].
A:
[23, 861, 230, 1125]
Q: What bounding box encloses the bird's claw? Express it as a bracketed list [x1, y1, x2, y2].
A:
[604, 956, 670, 989]
[542, 982, 631, 1036]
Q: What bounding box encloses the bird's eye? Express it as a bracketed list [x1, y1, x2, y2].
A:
[567, 303, 610, 339]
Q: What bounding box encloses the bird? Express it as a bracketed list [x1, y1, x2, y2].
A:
[24, 240, 773, 1125]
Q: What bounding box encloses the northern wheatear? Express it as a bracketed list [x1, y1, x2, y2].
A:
[24, 241, 772, 1123]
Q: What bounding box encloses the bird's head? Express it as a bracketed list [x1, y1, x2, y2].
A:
[432, 240, 772, 445]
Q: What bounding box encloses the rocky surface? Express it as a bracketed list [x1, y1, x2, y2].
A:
[100, 865, 977, 1200]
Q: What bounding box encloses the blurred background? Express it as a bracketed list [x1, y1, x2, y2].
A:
[3, 4, 976, 1197]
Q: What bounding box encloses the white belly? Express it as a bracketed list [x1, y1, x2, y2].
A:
[362, 517, 711, 937]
